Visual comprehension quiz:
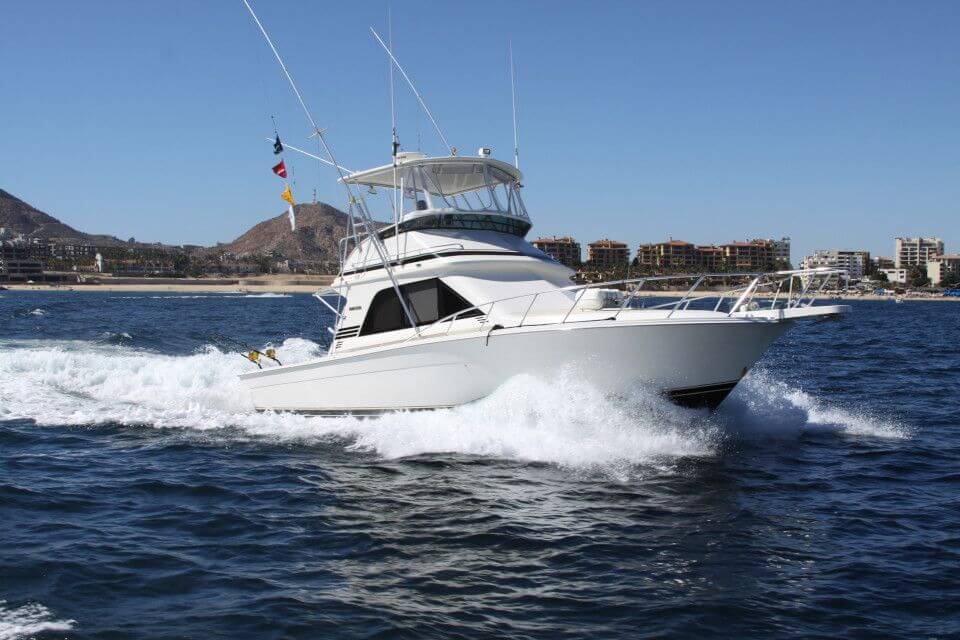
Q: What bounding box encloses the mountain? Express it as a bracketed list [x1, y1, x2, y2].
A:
[218, 202, 364, 263]
[0, 189, 126, 245]
[1, 187, 360, 267]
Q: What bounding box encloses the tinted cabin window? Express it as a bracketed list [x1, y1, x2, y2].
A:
[378, 213, 532, 241]
[360, 279, 480, 336]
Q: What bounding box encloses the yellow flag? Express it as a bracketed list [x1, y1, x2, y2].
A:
[280, 185, 295, 206]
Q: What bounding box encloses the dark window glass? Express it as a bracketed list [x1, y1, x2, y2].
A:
[360, 278, 480, 336]
[379, 213, 531, 241]
[405, 279, 440, 323]
[362, 287, 407, 334]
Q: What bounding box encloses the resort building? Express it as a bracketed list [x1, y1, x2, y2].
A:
[721, 240, 775, 271]
[895, 237, 944, 269]
[531, 235, 581, 268]
[927, 255, 960, 286]
[636, 240, 725, 272]
[636, 239, 699, 270]
[750, 237, 791, 266]
[800, 250, 871, 280]
[635, 238, 779, 272]
[587, 239, 630, 267]
[0, 245, 44, 281]
[697, 245, 725, 272]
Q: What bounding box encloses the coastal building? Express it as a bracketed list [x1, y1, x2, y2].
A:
[895, 237, 943, 269]
[872, 256, 895, 271]
[636, 239, 698, 270]
[0, 245, 44, 281]
[587, 239, 629, 267]
[531, 236, 581, 268]
[800, 250, 870, 280]
[721, 240, 775, 271]
[635, 238, 778, 272]
[636, 240, 726, 272]
[927, 255, 960, 286]
[750, 237, 791, 266]
[880, 268, 908, 285]
[697, 245, 724, 272]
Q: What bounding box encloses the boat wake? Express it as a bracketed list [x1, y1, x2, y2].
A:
[717, 369, 909, 440]
[0, 601, 74, 640]
[0, 339, 907, 473]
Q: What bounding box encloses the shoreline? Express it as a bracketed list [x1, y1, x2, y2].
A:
[2, 281, 957, 301]
[1, 275, 335, 294]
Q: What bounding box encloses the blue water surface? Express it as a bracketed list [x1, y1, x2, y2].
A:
[0, 291, 958, 639]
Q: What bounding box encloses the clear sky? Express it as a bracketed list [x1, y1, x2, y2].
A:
[2, 0, 958, 261]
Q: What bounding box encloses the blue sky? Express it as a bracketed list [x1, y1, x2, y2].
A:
[2, 0, 958, 261]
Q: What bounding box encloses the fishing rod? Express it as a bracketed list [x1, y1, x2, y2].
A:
[208, 332, 282, 369]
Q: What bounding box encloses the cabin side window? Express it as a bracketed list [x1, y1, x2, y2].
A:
[360, 278, 480, 336]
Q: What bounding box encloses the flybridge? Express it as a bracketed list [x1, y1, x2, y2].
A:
[342, 153, 530, 231]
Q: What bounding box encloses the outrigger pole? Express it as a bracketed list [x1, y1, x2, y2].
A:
[242, 0, 420, 333]
[509, 38, 520, 170]
[370, 27, 452, 155]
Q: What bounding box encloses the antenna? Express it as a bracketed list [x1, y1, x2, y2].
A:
[370, 27, 452, 154]
[388, 8, 398, 160]
[388, 8, 400, 228]
[509, 38, 520, 169]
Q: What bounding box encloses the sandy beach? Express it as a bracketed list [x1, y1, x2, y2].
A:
[3, 277, 957, 301]
[2, 275, 336, 294]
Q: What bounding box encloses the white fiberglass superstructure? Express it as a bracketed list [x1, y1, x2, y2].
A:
[239, 149, 848, 414]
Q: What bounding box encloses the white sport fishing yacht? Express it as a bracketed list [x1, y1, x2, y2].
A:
[239, 149, 848, 414]
[236, 2, 848, 414]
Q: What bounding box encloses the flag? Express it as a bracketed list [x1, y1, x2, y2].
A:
[272, 160, 287, 178]
[273, 134, 283, 155]
[280, 185, 295, 206]
[287, 204, 296, 231]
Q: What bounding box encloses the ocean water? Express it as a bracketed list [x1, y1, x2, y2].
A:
[0, 291, 957, 639]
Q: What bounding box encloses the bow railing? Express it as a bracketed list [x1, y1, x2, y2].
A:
[401, 268, 848, 343]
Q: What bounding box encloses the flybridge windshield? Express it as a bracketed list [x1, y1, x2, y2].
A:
[344, 155, 531, 239]
[379, 213, 532, 241]
[409, 169, 529, 218]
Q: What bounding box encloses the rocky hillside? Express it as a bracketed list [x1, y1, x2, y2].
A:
[0, 189, 125, 245]
[218, 202, 370, 262]
[2, 187, 366, 268]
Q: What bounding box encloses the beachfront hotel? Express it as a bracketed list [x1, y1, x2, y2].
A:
[895, 237, 944, 269]
[531, 236, 582, 268]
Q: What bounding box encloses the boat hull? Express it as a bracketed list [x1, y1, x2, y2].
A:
[239, 318, 793, 413]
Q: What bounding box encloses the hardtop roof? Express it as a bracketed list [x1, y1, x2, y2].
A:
[341, 154, 523, 196]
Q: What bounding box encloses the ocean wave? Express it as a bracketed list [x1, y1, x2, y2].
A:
[0, 601, 74, 640]
[719, 369, 909, 440]
[241, 292, 292, 298]
[0, 339, 907, 474]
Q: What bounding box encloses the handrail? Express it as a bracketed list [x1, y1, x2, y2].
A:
[398, 268, 847, 344]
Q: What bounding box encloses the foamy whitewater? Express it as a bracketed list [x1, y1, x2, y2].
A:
[0, 336, 905, 472]
[0, 601, 74, 640]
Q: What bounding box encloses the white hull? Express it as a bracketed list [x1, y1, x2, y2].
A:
[240, 315, 798, 413]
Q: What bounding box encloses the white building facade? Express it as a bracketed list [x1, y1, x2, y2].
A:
[895, 237, 943, 269]
[879, 268, 908, 285]
[927, 254, 960, 286]
[800, 249, 869, 280]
